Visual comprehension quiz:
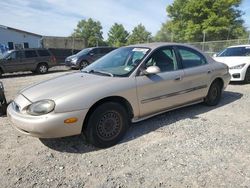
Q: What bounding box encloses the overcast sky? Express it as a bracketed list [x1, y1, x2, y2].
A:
[0, 0, 250, 39]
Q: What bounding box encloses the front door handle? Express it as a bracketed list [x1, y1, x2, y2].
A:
[174, 76, 182, 81]
[207, 70, 212, 74]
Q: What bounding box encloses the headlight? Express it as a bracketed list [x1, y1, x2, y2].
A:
[71, 57, 78, 63]
[27, 100, 55, 116]
[230, 64, 246, 69]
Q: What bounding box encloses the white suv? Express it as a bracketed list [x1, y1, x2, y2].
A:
[213, 45, 250, 83]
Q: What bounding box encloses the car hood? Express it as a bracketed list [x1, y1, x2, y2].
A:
[213, 56, 250, 67]
[21, 72, 115, 102]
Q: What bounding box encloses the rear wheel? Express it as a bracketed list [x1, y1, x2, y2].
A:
[244, 67, 250, 84]
[204, 81, 222, 106]
[86, 102, 129, 148]
[36, 63, 48, 74]
[79, 61, 89, 69]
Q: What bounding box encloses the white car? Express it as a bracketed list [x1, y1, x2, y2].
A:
[213, 45, 250, 83]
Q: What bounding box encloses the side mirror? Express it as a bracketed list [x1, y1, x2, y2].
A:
[213, 53, 217, 58]
[89, 52, 94, 56]
[142, 66, 160, 75]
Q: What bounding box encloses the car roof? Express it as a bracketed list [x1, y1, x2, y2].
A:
[89, 46, 116, 49]
[227, 44, 250, 48]
[127, 42, 202, 52]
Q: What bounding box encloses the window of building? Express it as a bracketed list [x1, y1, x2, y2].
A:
[23, 42, 29, 49]
[8, 42, 14, 50]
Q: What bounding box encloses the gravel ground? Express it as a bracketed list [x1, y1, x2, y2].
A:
[0, 68, 249, 187]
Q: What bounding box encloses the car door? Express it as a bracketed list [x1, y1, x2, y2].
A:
[2, 51, 23, 72]
[22, 50, 39, 71]
[136, 46, 185, 117]
[175, 46, 212, 102]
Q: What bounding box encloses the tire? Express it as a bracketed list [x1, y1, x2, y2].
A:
[0, 86, 7, 116]
[244, 67, 250, 84]
[86, 102, 129, 148]
[0, 102, 7, 116]
[204, 81, 222, 106]
[36, 63, 48, 74]
[79, 61, 89, 69]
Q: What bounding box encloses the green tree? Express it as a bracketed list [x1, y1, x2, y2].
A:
[107, 23, 129, 47]
[159, 0, 247, 42]
[127, 24, 152, 45]
[72, 18, 103, 47]
[154, 23, 173, 42]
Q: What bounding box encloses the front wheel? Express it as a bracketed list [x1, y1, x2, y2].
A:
[244, 67, 250, 84]
[204, 81, 222, 106]
[79, 61, 89, 69]
[36, 63, 48, 74]
[86, 102, 129, 148]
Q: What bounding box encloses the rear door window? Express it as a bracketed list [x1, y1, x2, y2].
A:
[177, 47, 207, 68]
[24, 50, 38, 58]
[99, 48, 113, 54]
[37, 50, 50, 57]
[90, 48, 100, 55]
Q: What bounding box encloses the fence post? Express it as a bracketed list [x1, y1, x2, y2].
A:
[202, 31, 206, 51]
[248, 32, 250, 44]
[72, 36, 75, 54]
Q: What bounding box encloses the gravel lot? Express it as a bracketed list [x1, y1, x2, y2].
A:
[0, 67, 249, 187]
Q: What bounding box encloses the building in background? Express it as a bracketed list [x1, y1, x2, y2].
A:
[0, 25, 42, 51]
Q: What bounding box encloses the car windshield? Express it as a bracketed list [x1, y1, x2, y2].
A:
[0, 51, 11, 59]
[83, 47, 150, 77]
[76, 48, 91, 56]
[217, 47, 250, 57]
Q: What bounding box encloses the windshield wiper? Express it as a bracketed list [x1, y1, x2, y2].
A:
[83, 70, 114, 77]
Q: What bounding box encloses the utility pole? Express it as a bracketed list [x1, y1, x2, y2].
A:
[72, 35, 75, 54]
[227, 27, 232, 41]
[95, 34, 99, 47]
[171, 32, 174, 42]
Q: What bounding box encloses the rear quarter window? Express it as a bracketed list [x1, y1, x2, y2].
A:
[24, 50, 37, 58]
[37, 50, 50, 57]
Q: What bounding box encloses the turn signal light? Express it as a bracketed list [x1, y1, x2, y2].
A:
[64, 117, 78, 124]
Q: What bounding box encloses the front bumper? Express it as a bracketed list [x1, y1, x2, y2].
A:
[7, 102, 88, 138]
[229, 67, 247, 81]
[65, 60, 80, 69]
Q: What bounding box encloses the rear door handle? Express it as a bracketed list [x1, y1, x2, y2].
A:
[207, 70, 212, 74]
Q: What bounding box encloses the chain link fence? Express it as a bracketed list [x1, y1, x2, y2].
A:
[40, 36, 86, 64]
[41, 36, 86, 50]
[188, 38, 250, 56]
[41, 36, 250, 58]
